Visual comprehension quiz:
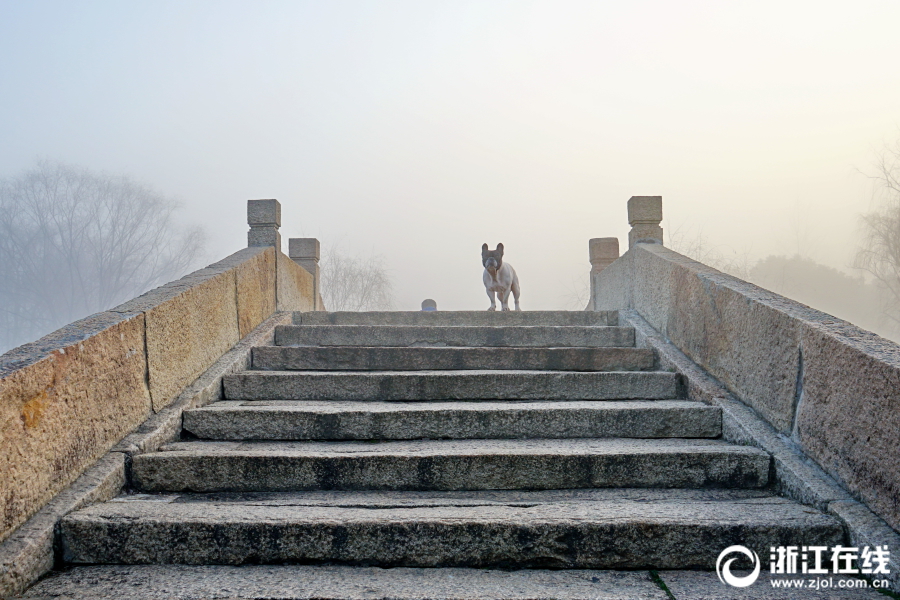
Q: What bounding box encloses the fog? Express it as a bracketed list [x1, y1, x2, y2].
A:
[2, 1, 900, 314]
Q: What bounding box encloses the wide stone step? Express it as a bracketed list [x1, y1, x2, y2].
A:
[274, 325, 635, 348]
[18, 565, 671, 600]
[183, 400, 721, 441]
[223, 370, 679, 401]
[131, 438, 770, 492]
[294, 310, 618, 327]
[252, 345, 655, 371]
[60, 489, 843, 568]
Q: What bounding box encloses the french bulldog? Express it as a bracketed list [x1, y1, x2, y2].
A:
[482, 243, 521, 311]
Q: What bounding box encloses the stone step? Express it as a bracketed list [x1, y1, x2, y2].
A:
[252, 345, 655, 371]
[294, 310, 618, 327]
[131, 438, 769, 492]
[223, 370, 679, 401]
[60, 489, 843, 568]
[18, 565, 671, 600]
[183, 400, 721, 441]
[274, 325, 635, 348]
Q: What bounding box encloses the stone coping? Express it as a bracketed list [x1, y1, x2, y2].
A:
[620, 308, 900, 593]
[0, 311, 292, 597]
[591, 243, 900, 540]
[0, 240, 315, 588]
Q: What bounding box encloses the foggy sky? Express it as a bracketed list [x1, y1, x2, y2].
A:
[2, 1, 899, 311]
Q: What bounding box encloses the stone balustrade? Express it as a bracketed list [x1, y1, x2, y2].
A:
[589, 195, 900, 546]
[0, 200, 319, 555]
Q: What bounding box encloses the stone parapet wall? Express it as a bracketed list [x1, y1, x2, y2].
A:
[0, 245, 315, 545]
[591, 242, 900, 533]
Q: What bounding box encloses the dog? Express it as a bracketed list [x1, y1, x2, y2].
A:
[482, 243, 521, 311]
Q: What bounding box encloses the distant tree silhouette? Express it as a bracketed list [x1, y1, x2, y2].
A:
[319, 247, 394, 311]
[855, 139, 900, 331]
[0, 160, 206, 353]
[751, 255, 884, 336]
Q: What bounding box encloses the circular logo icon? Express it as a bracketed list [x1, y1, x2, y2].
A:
[716, 545, 761, 588]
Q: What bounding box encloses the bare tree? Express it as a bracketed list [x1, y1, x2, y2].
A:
[319, 247, 394, 311]
[855, 139, 900, 330]
[0, 160, 206, 353]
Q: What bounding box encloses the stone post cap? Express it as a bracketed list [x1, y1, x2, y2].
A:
[247, 199, 281, 227]
[589, 238, 620, 263]
[288, 238, 320, 261]
[627, 196, 662, 225]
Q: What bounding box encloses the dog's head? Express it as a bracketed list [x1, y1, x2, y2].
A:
[481, 243, 504, 272]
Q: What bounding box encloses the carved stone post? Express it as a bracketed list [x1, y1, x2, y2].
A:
[589, 238, 619, 275]
[247, 199, 282, 250]
[289, 238, 321, 310]
[627, 196, 663, 248]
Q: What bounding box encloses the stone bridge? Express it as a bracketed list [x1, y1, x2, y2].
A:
[0, 197, 898, 599]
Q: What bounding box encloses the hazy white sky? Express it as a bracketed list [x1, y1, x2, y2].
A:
[2, 1, 899, 310]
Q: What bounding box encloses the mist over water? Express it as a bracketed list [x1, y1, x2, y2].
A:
[2, 2, 899, 327]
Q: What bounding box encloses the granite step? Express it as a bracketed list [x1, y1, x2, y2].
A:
[293, 310, 618, 327]
[60, 489, 844, 568]
[223, 370, 679, 401]
[183, 400, 721, 441]
[252, 345, 655, 372]
[274, 325, 635, 348]
[17, 565, 668, 599]
[130, 438, 770, 492]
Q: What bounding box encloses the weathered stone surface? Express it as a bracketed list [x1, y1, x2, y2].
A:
[253, 346, 655, 372]
[294, 311, 617, 326]
[0, 312, 149, 544]
[247, 199, 281, 227]
[60, 489, 843, 568]
[589, 238, 620, 275]
[248, 226, 281, 248]
[289, 237, 320, 260]
[596, 245, 811, 434]
[184, 399, 721, 441]
[223, 370, 679, 401]
[234, 246, 276, 338]
[622, 310, 854, 511]
[132, 437, 768, 492]
[275, 325, 635, 348]
[0, 453, 124, 597]
[111, 312, 293, 458]
[827, 500, 900, 593]
[659, 569, 889, 599]
[132, 267, 240, 411]
[627, 196, 662, 225]
[277, 251, 315, 312]
[20, 565, 668, 599]
[594, 243, 900, 535]
[795, 323, 900, 532]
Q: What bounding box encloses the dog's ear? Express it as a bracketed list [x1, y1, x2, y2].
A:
[496, 243, 504, 254]
[482, 243, 488, 254]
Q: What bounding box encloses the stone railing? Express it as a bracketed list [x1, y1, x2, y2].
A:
[0, 199, 320, 549]
[588, 196, 900, 541]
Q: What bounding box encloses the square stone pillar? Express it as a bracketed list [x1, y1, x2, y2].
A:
[247, 199, 282, 250]
[289, 237, 321, 309]
[627, 196, 663, 248]
[589, 238, 620, 274]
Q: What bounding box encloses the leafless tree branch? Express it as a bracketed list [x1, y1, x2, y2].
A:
[0, 160, 206, 353]
[319, 247, 394, 311]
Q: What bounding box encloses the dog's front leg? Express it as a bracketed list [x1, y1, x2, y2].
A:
[485, 290, 497, 310]
[499, 288, 512, 311]
[486, 289, 497, 311]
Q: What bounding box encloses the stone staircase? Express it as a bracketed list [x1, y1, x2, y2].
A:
[28, 311, 846, 598]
